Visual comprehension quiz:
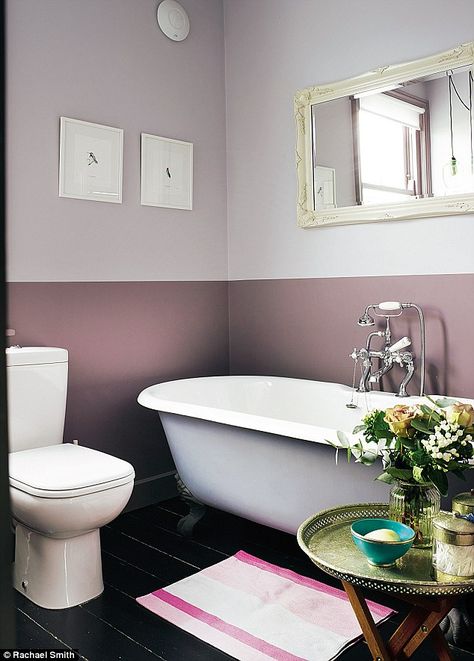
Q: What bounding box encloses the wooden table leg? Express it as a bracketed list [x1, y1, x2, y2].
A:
[401, 600, 455, 658]
[342, 581, 456, 660]
[342, 580, 392, 660]
[387, 607, 430, 658]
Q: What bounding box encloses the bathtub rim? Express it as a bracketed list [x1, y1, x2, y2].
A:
[137, 375, 429, 447]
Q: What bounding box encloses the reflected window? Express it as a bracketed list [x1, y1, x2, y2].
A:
[352, 91, 432, 205]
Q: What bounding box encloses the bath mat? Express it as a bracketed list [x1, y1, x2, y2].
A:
[137, 550, 394, 660]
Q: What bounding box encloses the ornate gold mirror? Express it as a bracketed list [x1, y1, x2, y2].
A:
[295, 43, 474, 228]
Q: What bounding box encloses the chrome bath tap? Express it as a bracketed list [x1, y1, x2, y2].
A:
[351, 301, 425, 397]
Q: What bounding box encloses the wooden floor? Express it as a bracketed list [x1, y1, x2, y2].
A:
[14, 497, 474, 660]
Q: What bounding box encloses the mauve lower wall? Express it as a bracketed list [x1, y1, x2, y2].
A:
[229, 274, 474, 399]
[8, 281, 229, 508]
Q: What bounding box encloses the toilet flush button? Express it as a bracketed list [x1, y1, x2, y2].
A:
[21, 580, 28, 591]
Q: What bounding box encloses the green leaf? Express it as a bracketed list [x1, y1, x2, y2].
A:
[352, 424, 366, 434]
[410, 418, 433, 434]
[376, 472, 395, 484]
[446, 460, 465, 471]
[435, 397, 458, 408]
[359, 454, 376, 466]
[419, 404, 441, 422]
[427, 468, 448, 496]
[413, 466, 426, 483]
[386, 467, 414, 481]
[337, 431, 350, 448]
[411, 449, 430, 466]
[350, 440, 363, 459]
[400, 437, 416, 450]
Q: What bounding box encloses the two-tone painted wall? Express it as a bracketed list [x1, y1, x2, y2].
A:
[6, 0, 229, 508]
[224, 0, 474, 399]
[7, 0, 474, 510]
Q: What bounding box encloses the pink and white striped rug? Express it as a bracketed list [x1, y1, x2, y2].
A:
[137, 551, 394, 660]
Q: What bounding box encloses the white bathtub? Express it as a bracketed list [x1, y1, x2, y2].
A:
[137, 376, 464, 534]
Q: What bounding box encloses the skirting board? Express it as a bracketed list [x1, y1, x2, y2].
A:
[125, 470, 178, 512]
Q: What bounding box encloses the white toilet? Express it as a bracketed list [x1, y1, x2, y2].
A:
[7, 346, 135, 610]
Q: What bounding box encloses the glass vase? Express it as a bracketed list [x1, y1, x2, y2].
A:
[388, 481, 441, 548]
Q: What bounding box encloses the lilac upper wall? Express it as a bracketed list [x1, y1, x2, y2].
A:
[7, 0, 227, 282]
[224, 0, 474, 280]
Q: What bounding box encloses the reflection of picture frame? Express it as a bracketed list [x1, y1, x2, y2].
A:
[59, 117, 123, 203]
[314, 165, 336, 210]
[141, 133, 193, 210]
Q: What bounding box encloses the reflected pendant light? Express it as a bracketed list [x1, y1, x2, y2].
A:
[443, 70, 474, 189]
[448, 72, 457, 175]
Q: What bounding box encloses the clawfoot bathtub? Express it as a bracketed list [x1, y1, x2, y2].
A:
[137, 376, 466, 535]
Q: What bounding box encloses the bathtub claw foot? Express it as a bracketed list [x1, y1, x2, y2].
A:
[175, 474, 207, 538]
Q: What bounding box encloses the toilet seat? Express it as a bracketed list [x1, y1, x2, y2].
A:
[9, 443, 134, 498]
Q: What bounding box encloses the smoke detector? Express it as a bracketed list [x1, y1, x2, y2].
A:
[157, 0, 190, 42]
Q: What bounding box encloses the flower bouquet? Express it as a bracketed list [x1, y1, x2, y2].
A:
[330, 398, 474, 546]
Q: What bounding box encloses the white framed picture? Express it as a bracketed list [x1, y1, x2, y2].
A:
[59, 117, 123, 203]
[314, 166, 336, 211]
[141, 133, 193, 210]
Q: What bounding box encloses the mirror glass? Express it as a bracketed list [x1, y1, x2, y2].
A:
[311, 65, 474, 211]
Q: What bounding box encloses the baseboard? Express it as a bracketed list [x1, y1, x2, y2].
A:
[125, 470, 178, 511]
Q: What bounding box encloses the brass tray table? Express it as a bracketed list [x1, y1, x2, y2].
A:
[297, 503, 474, 661]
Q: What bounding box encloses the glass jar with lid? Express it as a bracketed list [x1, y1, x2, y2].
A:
[452, 489, 474, 517]
[432, 511, 474, 582]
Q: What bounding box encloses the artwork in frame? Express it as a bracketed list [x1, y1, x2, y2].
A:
[314, 166, 336, 211]
[141, 133, 193, 210]
[59, 117, 123, 203]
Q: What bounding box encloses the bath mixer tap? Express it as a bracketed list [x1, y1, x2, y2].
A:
[352, 340, 414, 395]
[351, 301, 425, 397]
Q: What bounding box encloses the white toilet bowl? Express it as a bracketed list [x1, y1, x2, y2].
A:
[10, 443, 134, 609]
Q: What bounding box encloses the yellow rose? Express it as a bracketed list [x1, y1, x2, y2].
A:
[384, 405, 418, 437]
[445, 402, 474, 428]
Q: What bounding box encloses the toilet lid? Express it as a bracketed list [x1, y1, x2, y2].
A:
[9, 443, 135, 498]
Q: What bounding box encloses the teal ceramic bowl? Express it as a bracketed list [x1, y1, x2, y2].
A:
[351, 518, 415, 567]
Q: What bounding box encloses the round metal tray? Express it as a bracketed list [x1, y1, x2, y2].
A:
[297, 503, 474, 596]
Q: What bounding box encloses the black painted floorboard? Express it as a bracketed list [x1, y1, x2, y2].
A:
[14, 497, 474, 661]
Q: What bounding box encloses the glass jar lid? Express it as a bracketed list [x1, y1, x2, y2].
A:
[452, 490, 474, 515]
[433, 512, 474, 546]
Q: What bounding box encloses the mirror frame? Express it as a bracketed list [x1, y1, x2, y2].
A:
[295, 42, 474, 228]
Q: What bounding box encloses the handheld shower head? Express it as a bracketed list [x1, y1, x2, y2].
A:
[358, 306, 375, 326]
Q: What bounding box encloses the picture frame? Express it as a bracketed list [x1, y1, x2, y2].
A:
[314, 166, 336, 210]
[59, 117, 123, 203]
[141, 133, 193, 210]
